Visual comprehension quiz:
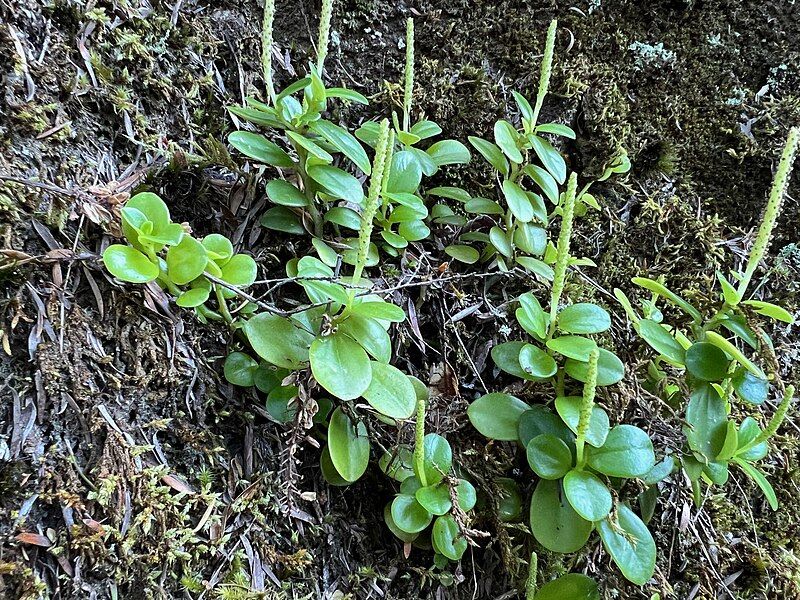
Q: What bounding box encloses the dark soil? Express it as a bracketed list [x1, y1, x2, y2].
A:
[1, 0, 799, 599]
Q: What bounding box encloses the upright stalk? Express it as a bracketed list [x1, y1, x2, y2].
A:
[414, 388, 428, 487]
[261, 0, 276, 104]
[575, 349, 599, 467]
[531, 19, 557, 126]
[548, 172, 578, 334]
[403, 18, 415, 132]
[736, 127, 799, 301]
[352, 119, 391, 286]
[316, 0, 334, 74]
[525, 551, 538, 600]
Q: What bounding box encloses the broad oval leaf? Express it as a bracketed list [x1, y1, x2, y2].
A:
[327, 407, 369, 482]
[526, 434, 572, 480]
[166, 235, 208, 285]
[533, 573, 599, 600]
[445, 245, 480, 264]
[427, 139, 471, 166]
[597, 504, 656, 585]
[685, 341, 729, 382]
[307, 165, 363, 204]
[637, 319, 686, 365]
[524, 163, 559, 204]
[266, 179, 308, 207]
[416, 483, 451, 516]
[557, 303, 611, 334]
[494, 120, 523, 163]
[432, 515, 467, 560]
[530, 479, 592, 553]
[468, 393, 530, 440]
[563, 469, 612, 522]
[555, 396, 610, 448]
[467, 136, 509, 176]
[564, 348, 625, 386]
[310, 333, 372, 400]
[530, 135, 566, 183]
[519, 344, 557, 378]
[391, 494, 432, 534]
[518, 406, 575, 448]
[416, 433, 452, 486]
[311, 119, 371, 174]
[388, 151, 423, 194]
[502, 180, 534, 222]
[587, 425, 655, 478]
[244, 313, 315, 369]
[223, 352, 258, 386]
[362, 362, 416, 419]
[546, 336, 598, 361]
[103, 245, 159, 283]
[228, 131, 294, 167]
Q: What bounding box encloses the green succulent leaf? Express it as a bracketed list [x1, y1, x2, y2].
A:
[684, 384, 728, 459]
[494, 120, 523, 163]
[734, 458, 778, 510]
[379, 446, 415, 482]
[587, 425, 655, 478]
[597, 504, 656, 585]
[310, 333, 372, 400]
[244, 313, 315, 370]
[308, 165, 364, 204]
[563, 469, 613, 522]
[223, 352, 259, 386]
[103, 245, 159, 283]
[523, 163, 560, 204]
[743, 300, 794, 323]
[388, 151, 423, 194]
[362, 362, 416, 419]
[310, 120, 372, 174]
[532, 573, 599, 600]
[530, 479, 593, 553]
[705, 331, 766, 379]
[732, 368, 769, 405]
[327, 407, 369, 483]
[260, 206, 305, 234]
[432, 515, 468, 560]
[176, 287, 210, 308]
[391, 494, 433, 533]
[427, 139, 471, 166]
[456, 479, 477, 511]
[468, 392, 530, 440]
[564, 348, 625, 386]
[519, 344, 557, 379]
[228, 131, 294, 167]
[351, 300, 406, 322]
[467, 136, 509, 176]
[535, 123, 577, 139]
[526, 434, 573, 480]
[266, 385, 299, 423]
[557, 303, 612, 334]
[321, 446, 350, 487]
[496, 477, 523, 522]
[555, 396, 610, 448]
[516, 292, 548, 339]
[631, 277, 702, 323]
[685, 341, 730, 382]
[416, 483, 451, 516]
[220, 254, 257, 288]
[502, 180, 534, 222]
[530, 135, 567, 183]
[339, 315, 391, 363]
[636, 319, 686, 365]
[416, 433, 453, 486]
[445, 245, 480, 264]
[546, 336, 598, 362]
[266, 179, 308, 207]
[736, 417, 768, 461]
[383, 503, 418, 543]
[518, 406, 575, 448]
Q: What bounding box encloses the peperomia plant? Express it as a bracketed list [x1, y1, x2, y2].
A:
[239, 120, 421, 484]
[228, 4, 469, 263]
[441, 20, 630, 274]
[102, 192, 257, 323]
[381, 379, 477, 562]
[616, 126, 799, 510]
[467, 173, 659, 584]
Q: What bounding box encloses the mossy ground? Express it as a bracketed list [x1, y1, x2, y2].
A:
[1, 0, 798, 598]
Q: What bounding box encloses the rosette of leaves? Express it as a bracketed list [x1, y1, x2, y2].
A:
[613, 127, 799, 510]
[380, 381, 477, 562]
[355, 18, 471, 257]
[102, 192, 257, 322]
[467, 351, 659, 585]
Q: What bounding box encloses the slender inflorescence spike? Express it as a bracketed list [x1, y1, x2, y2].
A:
[403, 18, 415, 131]
[381, 129, 395, 214]
[549, 172, 578, 330]
[576, 349, 599, 465]
[531, 18, 557, 126]
[737, 127, 799, 301]
[525, 551, 538, 599]
[316, 0, 334, 73]
[414, 386, 428, 487]
[751, 385, 795, 447]
[261, 0, 276, 103]
[353, 119, 391, 283]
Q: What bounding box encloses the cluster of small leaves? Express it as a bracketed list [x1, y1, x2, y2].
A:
[380, 385, 477, 562]
[102, 192, 257, 322]
[228, 17, 469, 264]
[615, 127, 798, 511]
[441, 19, 630, 273]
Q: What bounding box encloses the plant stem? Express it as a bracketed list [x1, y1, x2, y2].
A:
[736, 127, 799, 302]
[525, 551, 538, 600]
[575, 348, 599, 467]
[414, 389, 428, 487]
[214, 284, 234, 324]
